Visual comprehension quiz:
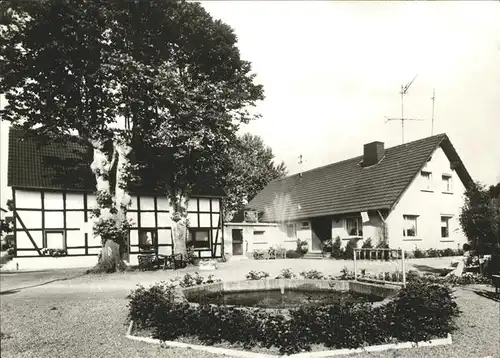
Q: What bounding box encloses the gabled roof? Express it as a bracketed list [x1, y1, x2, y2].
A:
[247, 134, 473, 222]
[7, 126, 225, 197]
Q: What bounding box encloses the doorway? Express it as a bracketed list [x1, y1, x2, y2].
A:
[311, 217, 331, 252]
[232, 229, 244, 256]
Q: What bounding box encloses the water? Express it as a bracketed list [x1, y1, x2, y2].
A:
[187, 290, 381, 309]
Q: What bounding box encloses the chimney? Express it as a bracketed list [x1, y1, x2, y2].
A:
[363, 141, 384, 166]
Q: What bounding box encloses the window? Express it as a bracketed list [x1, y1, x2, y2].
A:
[345, 217, 363, 236]
[300, 221, 310, 229]
[286, 224, 296, 238]
[441, 216, 451, 238]
[138, 229, 157, 252]
[421, 171, 432, 190]
[442, 175, 452, 193]
[254, 231, 265, 236]
[403, 215, 418, 237]
[44, 231, 65, 249]
[190, 229, 210, 249]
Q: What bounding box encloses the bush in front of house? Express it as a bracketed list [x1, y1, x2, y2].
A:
[331, 236, 343, 259]
[342, 238, 358, 259]
[359, 238, 373, 259]
[296, 238, 309, 255]
[127, 280, 460, 355]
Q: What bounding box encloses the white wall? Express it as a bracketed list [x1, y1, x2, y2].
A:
[331, 212, 384, 247]
[386, 146, 467, 251]
[224, 223, 293, 257]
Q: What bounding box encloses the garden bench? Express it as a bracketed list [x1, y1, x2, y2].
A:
[158, 253, 186, 270]
[492, 274, 500, 294]
[138, 254, 156, 271]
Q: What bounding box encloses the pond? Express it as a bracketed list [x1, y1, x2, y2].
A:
[187, 289, 383, 309]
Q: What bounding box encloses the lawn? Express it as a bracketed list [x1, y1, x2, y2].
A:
[1, 258, 499, 358]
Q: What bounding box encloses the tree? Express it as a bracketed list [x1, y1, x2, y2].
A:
[460, 181, 500, 255]
[0, 1, 263, 270]
[223, 133, 287, 221]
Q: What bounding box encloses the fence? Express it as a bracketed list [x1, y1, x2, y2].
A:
[353, 248, 406, 287]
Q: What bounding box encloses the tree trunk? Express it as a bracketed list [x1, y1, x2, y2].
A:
[114, 138, 132, 260]
[170, 191, 189, 256]
[87, 138, 130, 273]
[91, 239, 127, 273]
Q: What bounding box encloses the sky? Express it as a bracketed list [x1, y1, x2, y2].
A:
[198, 0, 500, 186]
[1, 1, 500, 206]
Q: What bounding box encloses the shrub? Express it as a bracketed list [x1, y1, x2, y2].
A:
[245, 270, 270, 280]
[482, 253, 500, 277]
[343, 238, 357, 259]
[407, 270, 490, 286]
[296, 239, 308, 255]
[376, 240, 390, 260]
[179, 272, 204, 288]
[275, 268, 296, 279]
[285, 250, 303, 259]
[321, 238, 333, 253]
[388, 281, 460, 342]
[426, 248, 440, 258]
[440, 248, 456, 257]
[185, 245, 199, 265]
[339, 266, 355, 280]
[359, 238, 373, 259]
[414, 247, 426, 258]
[126, 281, 178, 329]
[299, 269, 325, 280]
[128, 281, 460, 355]
[331, 236, 343, 259]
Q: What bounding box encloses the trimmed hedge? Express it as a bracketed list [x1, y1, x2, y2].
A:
[127, 281, 459, 355]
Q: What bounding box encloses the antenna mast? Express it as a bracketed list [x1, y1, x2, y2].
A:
[431, 88, 435, 135]
[385, 74, 426, 144]
[298, 154, 303, 178]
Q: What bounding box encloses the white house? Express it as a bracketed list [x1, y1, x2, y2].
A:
[6, 126, 225, 270]
[225, 134, 473, 257]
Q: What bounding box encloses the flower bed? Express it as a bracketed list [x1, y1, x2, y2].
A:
[127, 277, 459, 355]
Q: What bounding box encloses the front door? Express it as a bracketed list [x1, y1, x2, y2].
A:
[311, 217, 331, 252]
[232, 229, 244, 256]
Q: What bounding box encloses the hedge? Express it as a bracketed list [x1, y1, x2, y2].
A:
[127, 281, 459, 355]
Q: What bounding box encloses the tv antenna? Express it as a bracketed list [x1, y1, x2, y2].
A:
[298, 154, 303, 179]
[385, 74, 426, 144]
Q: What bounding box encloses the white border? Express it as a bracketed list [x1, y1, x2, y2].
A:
[125, 321, 452, 357]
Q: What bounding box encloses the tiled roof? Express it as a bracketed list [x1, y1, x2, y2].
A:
[247, 134, 473, 222]
[7, 126, 225, 197]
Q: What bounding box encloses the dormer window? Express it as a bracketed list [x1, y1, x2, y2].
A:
[421, 171, 432, 191]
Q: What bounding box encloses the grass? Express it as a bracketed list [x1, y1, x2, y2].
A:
[0, 293, 221, 358]
[1, 258, 499, 357]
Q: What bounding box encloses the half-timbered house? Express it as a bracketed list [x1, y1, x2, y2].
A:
[6, 126, 224, 270]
